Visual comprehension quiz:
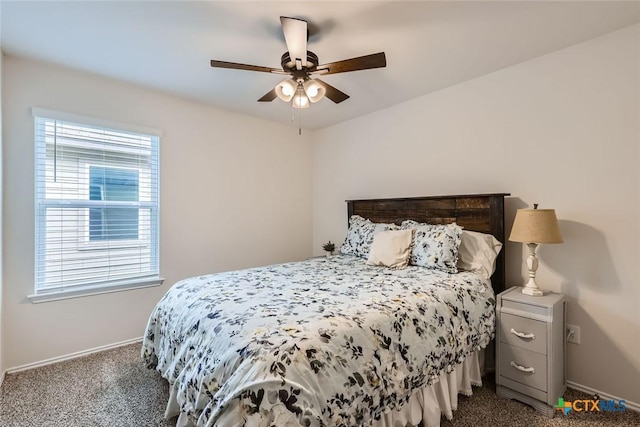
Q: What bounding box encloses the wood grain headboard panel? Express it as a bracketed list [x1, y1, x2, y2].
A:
[346, 193, 510, 294]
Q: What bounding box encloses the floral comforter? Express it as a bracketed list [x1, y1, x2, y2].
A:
[142, 255, 495, 427]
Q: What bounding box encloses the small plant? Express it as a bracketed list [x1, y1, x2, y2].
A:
[322, 241, 336, 254]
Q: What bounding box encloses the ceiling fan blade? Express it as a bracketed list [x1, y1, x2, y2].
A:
[257, 89, 278, 102]
[280, 16, 307, 70]
[315, 79, 350, 104]
[316, 52, 386, 75]
[211, 60, 283, 74]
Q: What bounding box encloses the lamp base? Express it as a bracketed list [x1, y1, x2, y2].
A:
[521, 285, 544, 296]
[520, 243, 544, 296]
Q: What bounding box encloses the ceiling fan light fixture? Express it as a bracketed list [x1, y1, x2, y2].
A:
[292, 86, 310, 109]
[303, 79, 326, 103]
[210, 16, 387, 114]
[275, 79, 296, 102]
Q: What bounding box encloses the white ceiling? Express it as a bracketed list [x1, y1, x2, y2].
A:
[2, 1, 639, 130]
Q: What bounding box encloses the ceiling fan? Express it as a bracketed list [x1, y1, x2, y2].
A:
[210, 16, 387, 109]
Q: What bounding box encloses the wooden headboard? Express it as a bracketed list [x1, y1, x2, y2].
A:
[346, 193, 510, 294]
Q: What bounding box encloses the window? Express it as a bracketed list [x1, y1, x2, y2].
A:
[89, 166, 139, 241]
[33, 108, 161, 301]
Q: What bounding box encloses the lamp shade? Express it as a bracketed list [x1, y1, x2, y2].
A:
[303, 79, 326, 103]
[275, 79, 296, 102]
[509, 208, 563, 244]
[292, 86, 310, 109]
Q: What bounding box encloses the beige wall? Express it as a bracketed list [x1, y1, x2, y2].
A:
[313, 25, 640, 404]
[2, 55, 313, 369]
[0, 3, 4, 380]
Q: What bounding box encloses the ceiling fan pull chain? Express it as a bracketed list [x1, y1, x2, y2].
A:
[299, 107, 303, 135]
[289, 100, 302, 135]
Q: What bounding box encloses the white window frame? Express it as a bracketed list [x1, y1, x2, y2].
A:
[31, 108, 163, 303]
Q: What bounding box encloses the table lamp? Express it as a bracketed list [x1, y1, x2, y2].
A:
[509, 204, 563, 296]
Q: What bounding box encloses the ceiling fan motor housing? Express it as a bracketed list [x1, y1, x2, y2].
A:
[281, 51, 319, 75]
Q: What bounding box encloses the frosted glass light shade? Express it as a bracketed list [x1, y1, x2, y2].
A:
[292, 87, 310, 109]
[303, 80, 326, 103]
[275, 79, 296, 102]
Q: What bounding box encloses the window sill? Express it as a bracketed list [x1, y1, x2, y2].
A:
[28, 277, 165, 304]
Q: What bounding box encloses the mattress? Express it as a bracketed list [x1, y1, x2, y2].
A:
[142, 255, 496, 426]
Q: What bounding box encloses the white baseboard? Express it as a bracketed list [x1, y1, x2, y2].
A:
[5, 337, 142, 375]
[567, 380, 639, 413]
[0, 369, 5, 389]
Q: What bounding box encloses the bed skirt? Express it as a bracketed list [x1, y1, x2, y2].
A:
[372, 349, 484, 427]
[166, 349, 484, 427]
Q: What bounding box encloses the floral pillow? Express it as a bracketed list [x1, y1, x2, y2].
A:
[401, 220, 463, 273]
[340, 215, 398, 258]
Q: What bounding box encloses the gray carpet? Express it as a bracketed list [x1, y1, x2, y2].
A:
[0, 343, 637, 426]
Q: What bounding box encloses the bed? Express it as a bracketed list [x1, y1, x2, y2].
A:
[142, 193, 509, 427]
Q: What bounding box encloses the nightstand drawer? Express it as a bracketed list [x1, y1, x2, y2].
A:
[499, 344, 547, 392]
[500, 313, 547, 355]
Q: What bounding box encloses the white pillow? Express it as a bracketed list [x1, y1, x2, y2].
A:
[366, 229, 413, 269]
[457, 230, 503, 279]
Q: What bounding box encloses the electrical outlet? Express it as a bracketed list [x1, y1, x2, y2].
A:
[567, 324, 581, 344]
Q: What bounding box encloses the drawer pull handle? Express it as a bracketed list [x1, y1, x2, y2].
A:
[510, 361, 535, 373]
[510, 328, 535, 340]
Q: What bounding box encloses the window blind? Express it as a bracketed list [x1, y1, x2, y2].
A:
[34, 112, 160, 294]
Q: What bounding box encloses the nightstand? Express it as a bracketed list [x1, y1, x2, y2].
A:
[496, 286, 566, 417]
